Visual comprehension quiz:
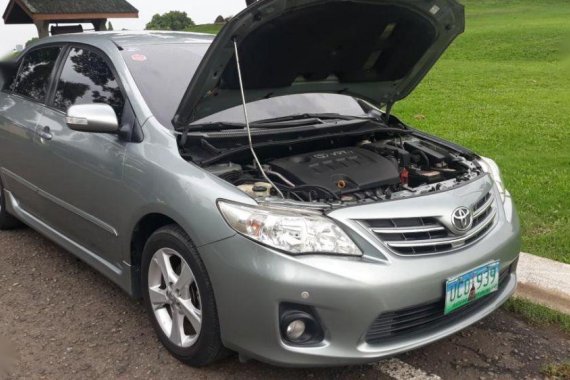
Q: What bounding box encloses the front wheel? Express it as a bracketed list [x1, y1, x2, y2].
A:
[141, 225, 228, 366]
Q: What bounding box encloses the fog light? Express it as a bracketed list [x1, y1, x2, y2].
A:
[280, 304, 325, 346]
[286, 320, 306, 341]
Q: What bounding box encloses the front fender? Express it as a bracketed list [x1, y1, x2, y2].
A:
[120, 118, 254, 262]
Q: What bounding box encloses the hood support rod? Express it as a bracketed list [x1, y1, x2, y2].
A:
[233, 38, 285, 199]
[384, 102, 394, 123]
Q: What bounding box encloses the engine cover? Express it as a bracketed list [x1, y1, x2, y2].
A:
[269, 147, 400, 193]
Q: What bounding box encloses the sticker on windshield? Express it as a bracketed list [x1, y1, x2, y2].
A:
[131, 54, 147, 62]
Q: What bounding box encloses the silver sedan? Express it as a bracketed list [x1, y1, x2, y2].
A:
[0, 0, 520, 367]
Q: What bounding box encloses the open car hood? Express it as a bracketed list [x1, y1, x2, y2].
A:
[173, 0, 464, 128]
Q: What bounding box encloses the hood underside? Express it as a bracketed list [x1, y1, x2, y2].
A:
[173, 0, 464, 128]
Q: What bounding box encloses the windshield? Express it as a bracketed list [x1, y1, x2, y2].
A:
[195, 93, 368, 125]
[122, 43, 209, 127]
[123, 44, 368, 128]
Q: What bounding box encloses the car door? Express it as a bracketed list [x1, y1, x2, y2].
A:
[32, 45, 128, 266]
[0, 46, 63, 218]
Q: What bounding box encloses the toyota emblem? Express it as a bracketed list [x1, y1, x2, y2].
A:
[452, 207, 473, 231]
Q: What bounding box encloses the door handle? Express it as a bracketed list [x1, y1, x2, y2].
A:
[38, 126, 53, 141]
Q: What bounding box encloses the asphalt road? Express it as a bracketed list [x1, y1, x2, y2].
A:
[0, 229, 568, 380]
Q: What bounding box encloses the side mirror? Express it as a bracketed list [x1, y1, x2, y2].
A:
[66, 104, 119, 133]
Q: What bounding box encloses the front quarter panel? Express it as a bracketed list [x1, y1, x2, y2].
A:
[121, 117, 255, 256]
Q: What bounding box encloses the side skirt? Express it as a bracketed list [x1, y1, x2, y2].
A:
[4, 190, 133, 295]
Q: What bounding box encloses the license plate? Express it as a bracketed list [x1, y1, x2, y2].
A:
[444, 261, 500, 315]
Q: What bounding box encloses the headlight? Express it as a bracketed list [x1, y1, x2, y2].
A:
[479, 157, 507, 203]
[218, 201, 362, 256]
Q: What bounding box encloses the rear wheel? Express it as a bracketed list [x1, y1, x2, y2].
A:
[0, 181, 22, 230]
[141, 225, 228, 366]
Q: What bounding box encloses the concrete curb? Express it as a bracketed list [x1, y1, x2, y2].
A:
[515, 252, 570, 314]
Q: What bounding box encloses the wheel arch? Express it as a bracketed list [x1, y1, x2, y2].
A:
[129, 212, 180, 298]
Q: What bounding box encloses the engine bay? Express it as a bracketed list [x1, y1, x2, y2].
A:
[179, 118, 482, 207]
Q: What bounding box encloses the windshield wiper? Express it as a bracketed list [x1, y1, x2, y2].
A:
[183, 121, 246, 132]
[183, 113, 378, 133]
[250, 113, 365, 126]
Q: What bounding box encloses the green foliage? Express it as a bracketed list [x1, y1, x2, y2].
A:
[504, 298, 570, 334]
[146, 11, 195, 31]
[25, 38, 38, 48]
[394, 0, 570, 262]
[107, 21, 114, 31]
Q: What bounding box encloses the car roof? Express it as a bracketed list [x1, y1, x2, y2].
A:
[27, 31, 215, 50]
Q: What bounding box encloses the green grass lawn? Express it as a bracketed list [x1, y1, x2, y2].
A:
[395, 0, 570, 263]
[504, 297, 570, 334]
[188, 0, 570, 263]
[186, 24, 224, 34]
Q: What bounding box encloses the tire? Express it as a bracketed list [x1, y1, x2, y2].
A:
[141, 224, 228, 366]
[0, 180, 22, 230]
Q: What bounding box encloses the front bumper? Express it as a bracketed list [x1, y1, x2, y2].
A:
[199, 181, 521, 367]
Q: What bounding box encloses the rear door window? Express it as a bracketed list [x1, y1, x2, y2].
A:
[12, 47, 61, 102]
[53, 47, 125, 119]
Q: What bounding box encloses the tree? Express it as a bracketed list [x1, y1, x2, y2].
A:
[214, 15, 225, 24]
[107, 21, 114, 31]
[25, 38, 38, 48]
[145, 11, 195, 31]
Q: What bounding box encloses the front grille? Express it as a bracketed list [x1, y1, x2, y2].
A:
[365, 267, 511, 344]
[359, 191, 497, 256]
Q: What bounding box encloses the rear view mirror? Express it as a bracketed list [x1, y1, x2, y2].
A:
[66, 104, 119, 133]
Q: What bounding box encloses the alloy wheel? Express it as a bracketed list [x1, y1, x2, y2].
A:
[147, 248, 202, 348]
